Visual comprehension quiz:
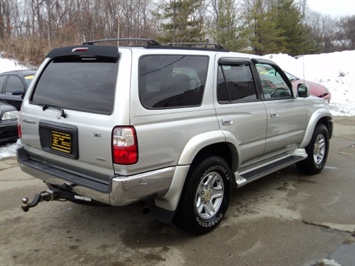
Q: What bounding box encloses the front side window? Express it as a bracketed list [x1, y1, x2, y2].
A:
[256, 64, 292, 99]
[217, 64, 257, 103]
[139, 55, 209, 109]
[32, 58, 118, 115]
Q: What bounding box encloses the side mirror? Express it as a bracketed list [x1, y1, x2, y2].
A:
[12, 90, 24, 96]
[297, 84, 310, 98]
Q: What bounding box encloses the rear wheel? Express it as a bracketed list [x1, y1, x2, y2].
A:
[174, 156, 232, 235]
[297, 124, 329, 175]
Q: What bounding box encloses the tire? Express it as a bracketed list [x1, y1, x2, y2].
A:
[297, 124, 329, 175]
[173, 156, 232, 235]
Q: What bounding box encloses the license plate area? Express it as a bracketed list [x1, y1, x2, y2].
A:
[39, 121, 79, 159]
[50, 130, 72, 154]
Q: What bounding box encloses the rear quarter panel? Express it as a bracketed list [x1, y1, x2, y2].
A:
[115, 50, 220, 176]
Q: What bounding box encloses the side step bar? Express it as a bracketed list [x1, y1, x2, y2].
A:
[236, 155, 305, 187]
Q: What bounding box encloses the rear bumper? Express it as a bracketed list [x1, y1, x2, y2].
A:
[17, 147, 174, 206]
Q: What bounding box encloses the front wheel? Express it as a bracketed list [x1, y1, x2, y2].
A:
[174, 156, 232, 235]
[297, 124, 329, 175]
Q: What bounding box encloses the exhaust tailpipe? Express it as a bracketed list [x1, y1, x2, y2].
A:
[140, 201, 150, 214]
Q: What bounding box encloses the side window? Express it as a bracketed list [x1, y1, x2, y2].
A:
[217, 64, 257, 103]
[0, 75, 6, 91]
[5, 76, 24, 94]
[256, 64, 292, 99]
[139, 55, 208, 109]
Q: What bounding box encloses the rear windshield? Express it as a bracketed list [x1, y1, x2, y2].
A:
[32, 58, 118, 115]
[139, 55, 209, 109]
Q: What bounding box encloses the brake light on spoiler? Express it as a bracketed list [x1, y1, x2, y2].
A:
[71, 47, 89, 53]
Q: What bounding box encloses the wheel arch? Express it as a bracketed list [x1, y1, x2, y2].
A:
[154, 131, 239, 214]
[300, 109, 333, 148]
[177, 130, 240, 173]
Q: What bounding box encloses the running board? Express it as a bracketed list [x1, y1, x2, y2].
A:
[235, 155, 305, 187]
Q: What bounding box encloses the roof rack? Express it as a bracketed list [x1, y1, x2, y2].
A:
[82, 38, 228, 51]
[83, 38, 161, 47]
[165, 42, 226, 50]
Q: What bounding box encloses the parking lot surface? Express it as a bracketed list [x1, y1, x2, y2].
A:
[0, 117, 354, 266]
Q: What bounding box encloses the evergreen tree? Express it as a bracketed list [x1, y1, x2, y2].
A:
[241, 0, 285, 55]
[271, 0, 314, 55]
[207, 0, 247, 51]
[156, 0, 204, 43]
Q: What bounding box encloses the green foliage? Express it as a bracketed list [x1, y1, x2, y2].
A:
[157, 0, 204, 43]
[206, 0, 247, 51]
[237, 0, 318, 55]
[242, 0, 286, 54]
[271, 0, 315, 55]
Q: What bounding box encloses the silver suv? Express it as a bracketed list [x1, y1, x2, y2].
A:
[17, 39, 333, 235]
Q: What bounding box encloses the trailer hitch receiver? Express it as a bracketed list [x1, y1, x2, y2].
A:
[21, 185, 104, 212]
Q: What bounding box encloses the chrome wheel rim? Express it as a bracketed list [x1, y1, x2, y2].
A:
[313, 134, 326, 165]
[195, 171, 224, 219]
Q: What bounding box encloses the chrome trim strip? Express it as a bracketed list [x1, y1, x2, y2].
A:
[22, 119, 36, 124]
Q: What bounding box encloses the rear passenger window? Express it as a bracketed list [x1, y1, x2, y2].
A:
[217, 64, 257, 103]
[139, 55, 208, 109]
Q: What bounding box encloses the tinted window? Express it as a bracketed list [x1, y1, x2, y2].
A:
[256, 64, 292, 99]
[5, 76, 24, 93]
[32, 58, 117, 115]
[0, 76, 6, 91]
[217, 64, 257, 103]
[139, 55, 208, 109]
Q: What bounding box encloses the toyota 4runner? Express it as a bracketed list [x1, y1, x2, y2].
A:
[17, 38, 333, 235]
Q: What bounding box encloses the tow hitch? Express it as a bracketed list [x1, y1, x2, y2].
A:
[21, 185, 100, 212]
[21, 190, 54, 212]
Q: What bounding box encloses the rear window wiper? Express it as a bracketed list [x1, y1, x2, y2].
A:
[42, 104, 67, 118]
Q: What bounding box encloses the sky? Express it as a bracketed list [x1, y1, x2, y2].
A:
[307, 0, 355, 17]
[0, 50, 354, 159]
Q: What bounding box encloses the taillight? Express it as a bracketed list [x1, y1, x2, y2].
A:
[112, 126, 138, 164]
[17, 111, 22, 139]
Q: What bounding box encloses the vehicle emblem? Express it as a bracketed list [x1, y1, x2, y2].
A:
[23, 119, 36, 124]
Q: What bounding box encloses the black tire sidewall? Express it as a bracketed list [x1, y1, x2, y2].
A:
[176, 156, 232, 235]
[309, 125, 329, 169]
[298, 124, 329, 175]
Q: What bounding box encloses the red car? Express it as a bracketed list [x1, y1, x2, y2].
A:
[286, 71, 331, 102]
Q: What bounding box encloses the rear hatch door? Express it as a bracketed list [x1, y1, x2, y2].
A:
[20, 45, 121, 185]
